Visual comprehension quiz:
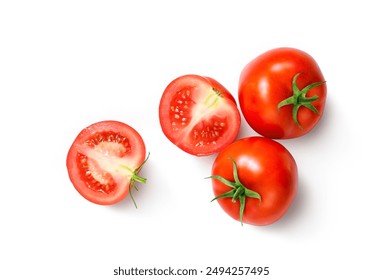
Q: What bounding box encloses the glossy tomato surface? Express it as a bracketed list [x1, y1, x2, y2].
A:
[159, 74, 241, 156]
[239, 47, 326, 139]
[210, 137, 298, 226]
[66, 120, 146, 205]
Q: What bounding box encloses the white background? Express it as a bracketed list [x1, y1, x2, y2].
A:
[1, 0, 382, 279]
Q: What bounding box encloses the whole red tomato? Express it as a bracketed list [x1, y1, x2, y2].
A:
[209, 137, 298, 226]
[239, 47, 326, 139]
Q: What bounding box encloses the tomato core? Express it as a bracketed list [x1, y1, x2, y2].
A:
[169, 87, 230, 147]
[159, 74, 241, 156]
[75, 130, 132, 195]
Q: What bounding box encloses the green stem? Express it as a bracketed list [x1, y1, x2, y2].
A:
[207, 158, 261, 226]
[277, 72, 326, 129]
[132, 174, 147, 184]
[126, 153, 150, 208]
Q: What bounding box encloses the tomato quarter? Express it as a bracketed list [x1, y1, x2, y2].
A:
[209, 137, 298, 226]
[66, 120, 148, 206]
[239, 47, 326, 139]
[159, 74, 241, 156]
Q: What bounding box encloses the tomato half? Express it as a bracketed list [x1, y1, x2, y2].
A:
[159, 74, 241, 156]
[209, 137, 297, 226]
[66, 120, 147, 206]
[239, 47, 327, 139]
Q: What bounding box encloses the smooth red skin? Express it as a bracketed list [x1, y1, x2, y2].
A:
[239, 47, 327, 139]
[159, 74, 241, 156]
[211, 137, 298, 226]
[66, 120, 146, 205]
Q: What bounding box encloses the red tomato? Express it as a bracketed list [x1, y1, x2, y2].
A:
[209, 137, 298, 226]
[66, 120, 148, 206]
[159, 74, 241, 156]
[239, 47, 327, 139]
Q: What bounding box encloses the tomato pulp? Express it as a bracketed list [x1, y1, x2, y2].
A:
[159, 74, 241, 156]
[66, 120, 147, 206]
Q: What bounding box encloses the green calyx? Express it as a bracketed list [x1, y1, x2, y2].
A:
[277, 72, 326, 129]
[121, 153, 150, 208]
[207, 158, 261, 226]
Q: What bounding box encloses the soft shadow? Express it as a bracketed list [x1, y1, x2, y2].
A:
[255, 175, 309, 232]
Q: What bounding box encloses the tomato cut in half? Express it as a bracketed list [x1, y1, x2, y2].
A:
[66, 120, 148, 206]
[159, 75, 241, 156]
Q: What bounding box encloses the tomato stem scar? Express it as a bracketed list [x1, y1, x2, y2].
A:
[207, 158, 261, 226]
[204, 88, 222, 109]
[277, 72, 326, 129]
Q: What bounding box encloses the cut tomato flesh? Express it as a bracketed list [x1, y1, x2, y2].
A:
[75, 133, 142, 194]
[168, 86, 194, 132]
[160, 75, 240, 156]
[77, 153, 117, 194]
[67, 121, 146, 205]
[187, 116, 229, 147]
[169, 86, 225, 141]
